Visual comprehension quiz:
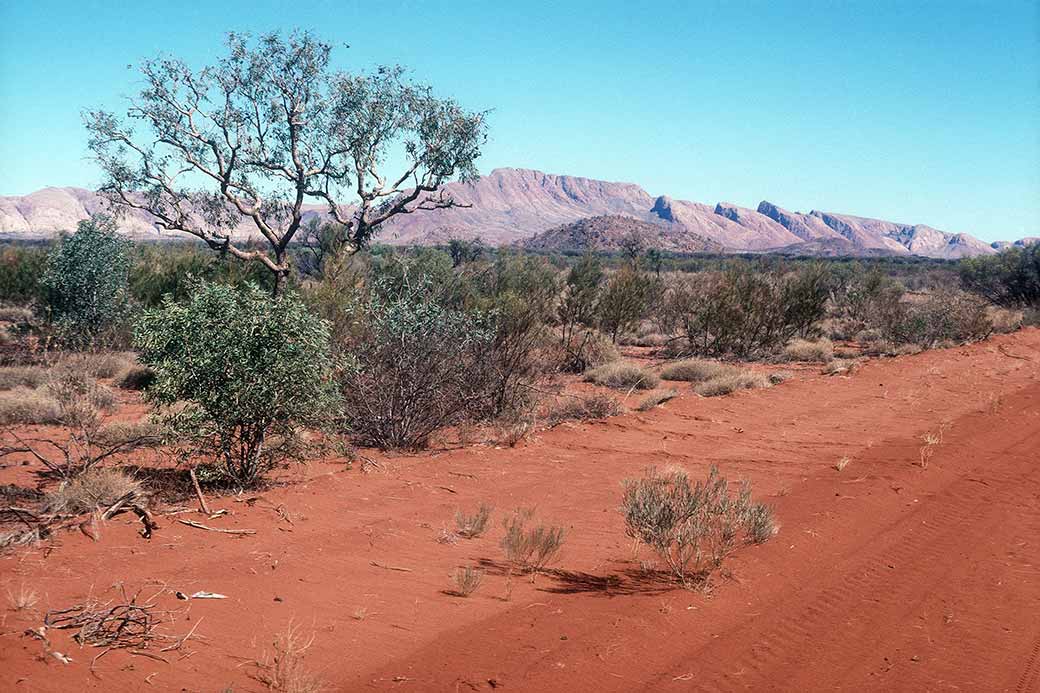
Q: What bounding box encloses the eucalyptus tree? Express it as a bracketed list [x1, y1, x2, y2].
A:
[86, 31, 487, 294]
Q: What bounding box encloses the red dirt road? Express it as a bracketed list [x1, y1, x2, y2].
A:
[2, 330, 1039, 692]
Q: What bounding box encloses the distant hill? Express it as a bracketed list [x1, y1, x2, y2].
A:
[1, 168, 1025, 258]
[521, 215, 723, 254]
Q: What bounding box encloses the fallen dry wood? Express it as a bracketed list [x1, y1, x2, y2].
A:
[177, 520, 255, 535]
[188, 468, 211, 515]
[100, 492, 159, 539]
[370, 561, 413, 572]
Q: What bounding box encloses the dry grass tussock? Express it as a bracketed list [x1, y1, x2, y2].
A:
[583, 361, 659, 390]
[44, 467, 143, 515]
[637, 389, 678, 411]
[544, 393, 622, 426]
[57, 352, 136, 380]
[782, 338, 834, 363]
[0, 366, 48, 391]
[694, 371, 771, 397]
[660, 359, 738, 383]
[116, 365, 155, 391]
[0, 388, 62, 425]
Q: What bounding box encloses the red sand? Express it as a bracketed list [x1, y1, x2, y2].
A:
[2, 330, 1039, 692]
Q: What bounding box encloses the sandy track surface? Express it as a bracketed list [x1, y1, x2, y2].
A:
[2, 330, 1039, 692]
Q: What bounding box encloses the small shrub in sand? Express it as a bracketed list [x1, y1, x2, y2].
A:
[660, 359, 737, 383]
[768, 371, 794, 385]
[0, 367, 47, 391]
[451, 566, 483, 597]
[455, 503, 493, 539]
[44, 468, 143, 515]
[636, 389, 678, 412]
[781, 338, 834, 363]
[694, 371, 770, 397]
[584, 362, 659, 390]
[257, 622, 323, 693]
[0, 389, 62, 425]
[621, 465, 776, 588]
[545, 393, 622, 426]
[501, 509, 565, 572]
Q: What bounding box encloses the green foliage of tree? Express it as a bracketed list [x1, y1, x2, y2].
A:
[86, 30, 487, 292]
[40, 214, 132, 348]
[134, 283, 336, 486]
[598, 266, 660, 342]
[959, 242, 1040, 308]
[0, 244, 48, 306]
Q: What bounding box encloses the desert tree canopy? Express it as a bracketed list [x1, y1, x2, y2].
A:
[85, 30, 488, 292]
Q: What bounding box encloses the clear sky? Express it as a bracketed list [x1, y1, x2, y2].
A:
[1, 0, 1037, 241]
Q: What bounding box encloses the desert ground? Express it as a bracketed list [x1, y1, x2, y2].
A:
[1, 329, 1037, 692]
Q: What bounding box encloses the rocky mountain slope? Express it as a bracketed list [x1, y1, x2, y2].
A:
[0, 168, 1018, 258]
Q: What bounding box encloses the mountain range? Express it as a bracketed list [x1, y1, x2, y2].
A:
[0, 168, 1029, 258]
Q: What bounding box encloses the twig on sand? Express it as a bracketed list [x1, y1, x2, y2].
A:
[177, 520, 255, 535]
[998, 344, 1032, 361]
[370, 561, 413, 573]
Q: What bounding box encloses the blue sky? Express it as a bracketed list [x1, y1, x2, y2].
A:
[1, 0, 1037, 241]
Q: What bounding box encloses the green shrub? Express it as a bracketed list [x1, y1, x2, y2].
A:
[657, 262, 831, 359]
[501, 509, 565, 573]
[882, 290, 992, 347]
[40, 214, 133, 348]
[621, 466, 775, 587]
[583, 362, 659, 390]
[959, 242, 1040, 308]
[336, 276, 497, 450]
[135, 283, 337, 486]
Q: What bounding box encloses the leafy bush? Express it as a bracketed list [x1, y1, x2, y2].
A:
[881, 289, 992, 347]
[135, 283, 336, 486]
[621, 466, 775, 587]
[598, 266, 659, 342]
[40, 214, 133, 348]
[501, 509, 565, 572]
[657, 263, 831, 359]
[694, 371, 771, 397]
[583, 362, 659, 390]
[0, 246, 47, 306]
[660, 359, 738, 383]
[959, 242, 1040, 308]
[337, 276, 497, 450]
[544, 393, 623, 425]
